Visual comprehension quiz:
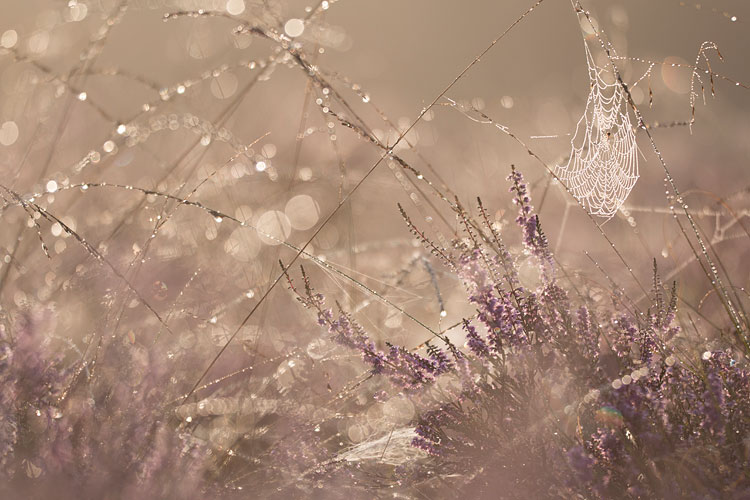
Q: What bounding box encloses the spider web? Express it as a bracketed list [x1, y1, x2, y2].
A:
[556, 43, 639, 219]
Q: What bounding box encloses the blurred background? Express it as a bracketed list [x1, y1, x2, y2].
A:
[1, 0, 749, 492]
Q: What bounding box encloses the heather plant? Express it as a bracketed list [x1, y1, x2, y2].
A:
[0, 307, 212, 499]
[291, 168, 750, 498]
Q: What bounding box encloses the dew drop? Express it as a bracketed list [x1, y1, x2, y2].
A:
[226, 0, 246, 15]
[284, 19, 305, 38]
[28, 30, 49, 54]
[1, 30, 18, 49]
[210, 72, 238, 99]
[0, 121, 19, 146]
[68, 2, 88, 22]
[256, 210, 292, 245]
[285, 194, 319, 230]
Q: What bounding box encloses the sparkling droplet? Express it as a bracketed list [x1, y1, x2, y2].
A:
[285, 194, 319, 230]
[284, 18, 305, 38]
[1, 30, 18, 49]
[226, 0, 246, 15]
[0, 121, 19, 146]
